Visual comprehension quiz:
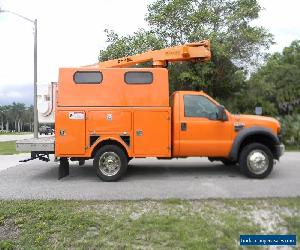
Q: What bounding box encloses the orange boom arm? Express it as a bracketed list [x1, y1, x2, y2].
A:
[88, 40, 211, 68]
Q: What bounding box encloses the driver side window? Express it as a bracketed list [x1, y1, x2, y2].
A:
[184, 95, 219, 119]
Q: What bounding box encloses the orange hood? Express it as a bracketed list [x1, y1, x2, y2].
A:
[232, 114, 280, 134]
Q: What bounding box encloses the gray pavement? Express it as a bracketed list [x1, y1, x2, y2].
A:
[0, 133, 53, 142]
[0, 153, 30, 171]
[0, 133, 34, 142]
[0, 152, 299, 200]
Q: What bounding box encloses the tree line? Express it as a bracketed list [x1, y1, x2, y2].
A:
[98, 0, 300, 146]
[0, 103, 33, 133]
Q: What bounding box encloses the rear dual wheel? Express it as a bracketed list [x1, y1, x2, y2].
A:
[93, 145, 128, 182]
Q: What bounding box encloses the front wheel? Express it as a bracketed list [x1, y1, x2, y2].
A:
[93, 145, 128, 182]
[239, 143, 274, 178]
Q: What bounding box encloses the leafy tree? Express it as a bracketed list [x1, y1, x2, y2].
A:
[280, 114, 300, 146]
[99, 29, 164, 61]
[99, 0, 273, 100]
[146, 0, 272, 62]
[242, 40, 300, 116]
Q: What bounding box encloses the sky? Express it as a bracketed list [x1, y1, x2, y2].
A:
[0, 0, 299, 105]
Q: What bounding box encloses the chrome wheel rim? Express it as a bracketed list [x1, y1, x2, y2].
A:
[247, 150, 269, 174]
[99, 152, 121, 176]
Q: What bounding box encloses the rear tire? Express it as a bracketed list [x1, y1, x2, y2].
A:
[93, 145, 128, 182]
[239, 143, 274, 178]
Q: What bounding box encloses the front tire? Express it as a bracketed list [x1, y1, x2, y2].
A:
[93, 145, 128, 182]
[239, 143, 274, 178]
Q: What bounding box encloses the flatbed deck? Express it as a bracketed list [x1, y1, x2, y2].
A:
[16, 136, 55, 152]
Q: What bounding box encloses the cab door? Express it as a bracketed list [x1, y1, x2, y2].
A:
[179, 94, 233, 157]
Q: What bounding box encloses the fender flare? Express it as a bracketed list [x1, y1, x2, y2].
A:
[90, 136, 131, 158]
[229, 126, 280, 161]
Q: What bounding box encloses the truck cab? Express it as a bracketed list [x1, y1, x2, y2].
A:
[171, 91, 284, 178]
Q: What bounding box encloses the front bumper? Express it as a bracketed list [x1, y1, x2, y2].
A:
[276, 144, 285, 158]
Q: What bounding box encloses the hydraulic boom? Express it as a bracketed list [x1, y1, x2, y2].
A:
[88, 40, 211, 68]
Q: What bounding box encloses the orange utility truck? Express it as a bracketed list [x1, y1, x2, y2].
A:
[17, 40, 284, 181]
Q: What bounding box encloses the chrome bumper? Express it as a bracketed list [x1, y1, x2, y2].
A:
[276, 144, 285, 158]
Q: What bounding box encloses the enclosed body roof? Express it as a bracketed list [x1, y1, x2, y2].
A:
[57, 67, 169, 107]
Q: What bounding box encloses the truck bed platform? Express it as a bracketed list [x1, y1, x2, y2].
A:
[16, 136, 55, 152]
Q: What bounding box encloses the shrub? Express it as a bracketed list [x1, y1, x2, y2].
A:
[280, 115, 300, 147]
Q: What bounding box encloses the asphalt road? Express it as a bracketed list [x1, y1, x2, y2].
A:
[0, 133, 52, 142]
[0, 152, 299, 200]
[0, 153, 30, 172]
[0, 133, 34, 142]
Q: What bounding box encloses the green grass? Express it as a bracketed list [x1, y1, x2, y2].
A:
[0, 141, 29, 155]
[0, 141, 18, 155]
[0, 198, 299, 249]
[286, 145, 300, 151]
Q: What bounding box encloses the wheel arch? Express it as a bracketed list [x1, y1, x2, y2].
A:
[229, 126, 280, 161]
[91, 138, 130, 159]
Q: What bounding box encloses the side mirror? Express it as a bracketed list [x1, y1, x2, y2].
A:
[217, 105, 228, 121]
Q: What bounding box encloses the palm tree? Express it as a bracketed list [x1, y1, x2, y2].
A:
[24, 105, 34, 132]
[0, 106, 4, 131]
[10, 102, 26, 132]
[0, 103, 33, 132]
[3, 105, 11, 132]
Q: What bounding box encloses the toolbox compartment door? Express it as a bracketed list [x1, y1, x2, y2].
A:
[133, 110, 170, 157]
[55, 111, 86, 155]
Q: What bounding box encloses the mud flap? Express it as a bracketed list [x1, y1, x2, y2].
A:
[58, 157, 69, 180]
